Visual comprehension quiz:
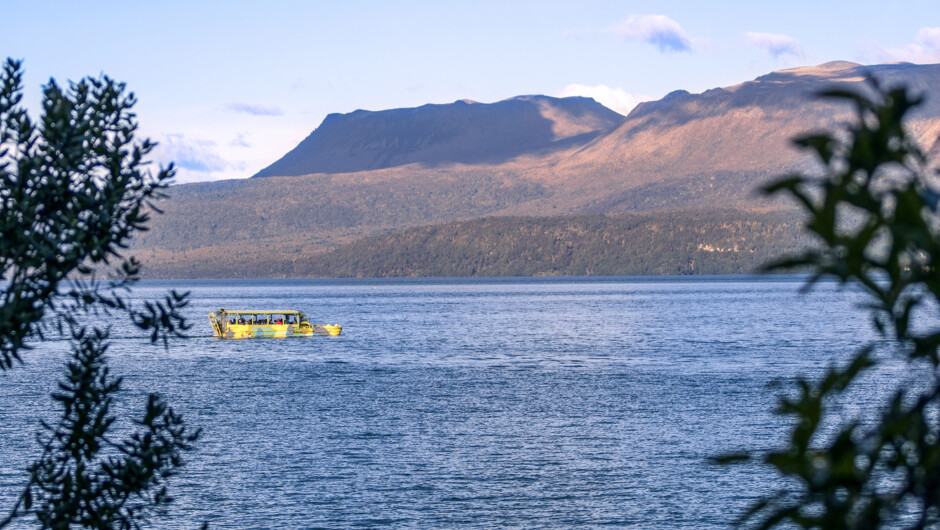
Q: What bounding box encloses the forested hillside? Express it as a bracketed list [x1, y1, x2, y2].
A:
[138, 210, 810, 278]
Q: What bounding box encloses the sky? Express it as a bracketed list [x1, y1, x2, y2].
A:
[2, 0, 940, 184]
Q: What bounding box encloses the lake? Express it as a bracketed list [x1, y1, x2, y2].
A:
[0, 276, 902, 527]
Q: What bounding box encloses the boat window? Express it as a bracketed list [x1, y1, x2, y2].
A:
[228, 315, 238, 324]
[286, 314, 297, 324]
[255, 314, 268, 324]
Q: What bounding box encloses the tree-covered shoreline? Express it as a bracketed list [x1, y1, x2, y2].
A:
[137, 209, 812, 279]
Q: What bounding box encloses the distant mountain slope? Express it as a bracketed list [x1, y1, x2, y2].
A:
[248, 61, 940, 213]
[556, 62, 940, 211]
[133, 61, 940, 278]
[252, 95, 625, 177]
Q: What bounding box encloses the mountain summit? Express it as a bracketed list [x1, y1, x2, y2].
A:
[252, 95, 625, 177]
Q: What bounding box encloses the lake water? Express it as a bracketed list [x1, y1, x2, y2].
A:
[0, 276, 908, 528]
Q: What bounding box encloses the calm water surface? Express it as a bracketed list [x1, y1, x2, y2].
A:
[0, 276, 905, 527]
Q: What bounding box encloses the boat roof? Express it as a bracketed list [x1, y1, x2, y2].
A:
[217, 309, 306, 315]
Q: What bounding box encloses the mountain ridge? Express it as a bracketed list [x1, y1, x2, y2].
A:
[252, 94, 625, 177]
[133, 61, 940, 278]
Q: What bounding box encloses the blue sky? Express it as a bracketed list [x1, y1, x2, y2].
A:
[2, 0, 939, 183]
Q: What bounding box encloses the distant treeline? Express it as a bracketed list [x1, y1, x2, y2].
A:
[137, 209, 811, 278]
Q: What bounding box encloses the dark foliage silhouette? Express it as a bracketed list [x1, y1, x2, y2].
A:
[0, 59, 198, 528]
[723, 78, 940, 528]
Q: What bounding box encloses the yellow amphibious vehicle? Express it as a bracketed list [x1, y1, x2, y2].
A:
[208, 309, 341, 339]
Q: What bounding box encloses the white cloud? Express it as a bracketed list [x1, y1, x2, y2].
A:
[744, 32, 804, 59]
[152, 134, 234, 183]
[559, 84, 651, 116]
[607, 14, 693, 52]
[918, 27, 940, 52]
[224, 102, 284, 116]
[862, 27, 940, 63]
[230, 133, 252, 148]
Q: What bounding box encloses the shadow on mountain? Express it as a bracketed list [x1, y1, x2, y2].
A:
[253, 96, 624, 177]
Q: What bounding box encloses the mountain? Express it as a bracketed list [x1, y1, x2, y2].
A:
[252, 95, 626, 177]
[244, 61, 940, 213]
[133, 61, 940, 278]
[554, 61, 940, 212]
